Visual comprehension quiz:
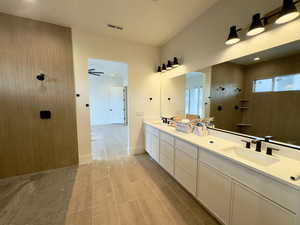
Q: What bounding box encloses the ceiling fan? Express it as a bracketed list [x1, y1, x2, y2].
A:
[88, 68, 104, 76]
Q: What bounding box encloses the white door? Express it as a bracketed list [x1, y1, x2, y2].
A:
[109, 87, 124, 124]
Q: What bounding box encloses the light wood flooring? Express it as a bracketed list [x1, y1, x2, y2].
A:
[0, 125, 220, 225]
[91, 124, 129, 160]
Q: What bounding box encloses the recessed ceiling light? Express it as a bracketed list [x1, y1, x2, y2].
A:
[254, 57, 261, 61]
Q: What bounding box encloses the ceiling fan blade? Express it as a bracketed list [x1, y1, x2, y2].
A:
[89, 72, 102, 76]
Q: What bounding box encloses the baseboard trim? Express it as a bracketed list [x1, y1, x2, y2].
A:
[128, 146, 145, 155]
[79, 153, 92, 165]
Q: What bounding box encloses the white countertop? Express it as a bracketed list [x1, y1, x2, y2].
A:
[144, 120, 300, 190]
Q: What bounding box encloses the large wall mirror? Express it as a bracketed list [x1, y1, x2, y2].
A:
[161, 69, 211, 120]
[161, 40, 300, 147]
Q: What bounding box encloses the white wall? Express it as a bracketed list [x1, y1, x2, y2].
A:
[161, 75, 186, 117]
[72, 29, 160, 164]
[89, 75, 124, 126]
[161, 0, 300, 76]
[72, 0, 300, 164]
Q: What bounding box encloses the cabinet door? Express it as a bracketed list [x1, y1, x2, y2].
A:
[159, 140, 174, 175]
[145, 131, 152, 154]
[231, 182, 296, 225]
[174, 148, 197, 195]
[152, 135, 159, 162]
[197, 162, 231, 225]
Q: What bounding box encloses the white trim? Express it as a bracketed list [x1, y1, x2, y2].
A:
[79, 153, 92, 165]
[129, 146, 145, 155]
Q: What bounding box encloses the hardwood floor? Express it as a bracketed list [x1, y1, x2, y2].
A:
[0, 126, 220, 225]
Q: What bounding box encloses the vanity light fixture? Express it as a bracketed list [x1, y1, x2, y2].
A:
[172, 57, 179, 68]
[247, 13, 265, 36]
[161, 64, 167, 72]
[157, 65, 162, 73]
[275, 0, 300, 24]
[167, 60, 173, 70]
[225, 26, 241, 45]
[226, 1, 300, 45]
[157, 57, 181, 73]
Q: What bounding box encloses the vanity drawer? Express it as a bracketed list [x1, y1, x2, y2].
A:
[175, 149, 197, 177]
[160, 152, 174, 175]
[175, 163, 197, 195]
[160, 132, 174, 146]
[199, 148, 298, 213]
[175, 139, 198, 159]
[160, 140, 174, 160]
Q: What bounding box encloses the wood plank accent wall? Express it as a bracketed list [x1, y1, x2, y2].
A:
[210, 53, 300, 146]
[0, 13, 78, 178]
[210, 62, 244, 132]
[242, 53, 300, 145]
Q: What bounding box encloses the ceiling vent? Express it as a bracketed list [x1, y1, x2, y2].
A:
[107, 24, 124, 30]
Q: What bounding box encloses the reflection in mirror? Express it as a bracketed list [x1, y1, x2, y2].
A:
[210, 40, 300, 146]
[161, 69, 211, 120]
[160, 40, 300, 147]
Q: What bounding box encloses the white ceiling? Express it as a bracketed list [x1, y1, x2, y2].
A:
[88, 58, 128, 81]
[0, 0, 220, 46]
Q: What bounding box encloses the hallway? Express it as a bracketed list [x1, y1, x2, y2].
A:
[91, 124, 129, 160]
[0, 154, 220, 225]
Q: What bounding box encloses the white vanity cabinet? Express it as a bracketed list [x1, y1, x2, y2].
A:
[231, 182, 296, 225]
[145, 132, 152, 154]
[198, 147, 297, 225]
[174, 139, 198, 195]
[143, 122, 299, 225]
[152, 135, 159, 162]
[159, 132, 175, 175]
[197, 162, 232, 225]
[144, 125, 159, 162]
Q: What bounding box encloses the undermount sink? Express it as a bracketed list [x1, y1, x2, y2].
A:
[230, 147, 280, 167]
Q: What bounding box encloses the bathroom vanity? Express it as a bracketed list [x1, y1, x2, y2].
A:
[144, 121, 300, 225]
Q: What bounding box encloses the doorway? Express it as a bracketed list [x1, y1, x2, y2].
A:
[88, 58, 129, 160]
